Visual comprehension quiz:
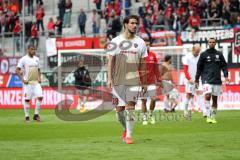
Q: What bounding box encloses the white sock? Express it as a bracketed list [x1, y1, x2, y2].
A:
[163, 97, 170, 110]
[205, 100, 211, 118]
[24, 101, 30, 117]
[142, 112, 147, 121]
[184, 98, 190, 113]
[212, 107, 217, 119]
[189, 98, 195, 110]
[77, 97, 82, 109]
[125, 110, 135, 138]
[83, 96, 87, 106]
[34, 100, 41, 115]
[197, 95, 206, 114]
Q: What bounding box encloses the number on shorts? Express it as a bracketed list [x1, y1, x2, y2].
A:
[203, 85, 211, 92]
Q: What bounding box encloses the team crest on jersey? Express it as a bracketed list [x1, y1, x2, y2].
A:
[134, 43, 138, 48]
[215, 55, 220, 61]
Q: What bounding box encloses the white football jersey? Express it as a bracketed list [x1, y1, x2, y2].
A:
[107, 34, 147, 85]
[182, 53, 199, 81]
[17, 55, 40, 81]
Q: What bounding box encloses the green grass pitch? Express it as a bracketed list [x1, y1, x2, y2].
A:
[0, 109, 240, 160]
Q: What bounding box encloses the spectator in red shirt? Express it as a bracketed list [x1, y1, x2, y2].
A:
[9, 2, 18, 15]
[176, 2, 187, 17]
[36, 4, 45, 33]
[165, 2, 173, 30]
[31, 22, 39, 48]
[47, 17, 55, 37]
[114, 0, 121, 16]
[188, 10, 201, 35]
[13, 19, 21, 52]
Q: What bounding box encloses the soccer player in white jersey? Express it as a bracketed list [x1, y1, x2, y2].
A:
[16, 44, 43, 122]
[107, 15, 147, 144]
[182, 44, 205, 118]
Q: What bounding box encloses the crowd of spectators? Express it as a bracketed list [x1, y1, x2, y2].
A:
[0, 0, 240, 42]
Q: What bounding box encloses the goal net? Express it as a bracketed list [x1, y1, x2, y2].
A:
[57, 45, 193, 110]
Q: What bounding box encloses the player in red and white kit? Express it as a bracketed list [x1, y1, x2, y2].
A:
[140, 40, 161, 125]
[182, 44, 206, 117]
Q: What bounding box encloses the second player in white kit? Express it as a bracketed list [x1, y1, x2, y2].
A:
[182, 44, 205, 117]
[16, 45, 43, 122]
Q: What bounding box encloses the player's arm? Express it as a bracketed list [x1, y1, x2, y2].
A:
[38, 58, 41, 83]
[154, 57, 162, 87]
[38, 68, 41, 83]
[16, 67, 28, 84]
[219, 52, 229, 83]
[139, 57, 148, 94]
[159, 65, 165, 76]
[16, 58, 28, 84]
[139, 57, 147, 85]
[107, 54, 113, 88]
[139, 41, 148, 92]
[195, 53, 204, 84]
[183, 65, 193, 83]
[153, 55, 161, 83]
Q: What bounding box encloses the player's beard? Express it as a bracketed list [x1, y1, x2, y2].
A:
[128, 28, 136, 35]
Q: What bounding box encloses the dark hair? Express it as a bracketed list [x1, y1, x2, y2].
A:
[145, 38, 152, 46]
[164, 55, 171, 62]
[28, 44, 35, 49]
[123, 15, 139, 28]
[209, 37, 216, 41]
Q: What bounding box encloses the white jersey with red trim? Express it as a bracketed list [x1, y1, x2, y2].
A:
[182, 53, 199, 81]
